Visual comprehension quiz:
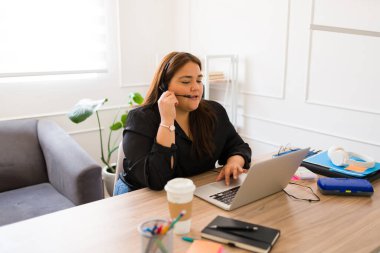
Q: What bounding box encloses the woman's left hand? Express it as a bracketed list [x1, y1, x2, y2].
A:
[215, 155, 247, 186]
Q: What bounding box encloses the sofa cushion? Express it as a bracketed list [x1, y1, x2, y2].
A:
[0, 183, 75, 226]
[0, 119, 48, 192]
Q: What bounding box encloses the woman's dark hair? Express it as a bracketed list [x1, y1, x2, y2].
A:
[144, 52, 216, 158]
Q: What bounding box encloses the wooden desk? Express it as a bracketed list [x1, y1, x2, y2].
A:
[1, 168, 380, 252]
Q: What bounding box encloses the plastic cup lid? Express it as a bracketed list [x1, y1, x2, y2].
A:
[164, 178, 195, 194]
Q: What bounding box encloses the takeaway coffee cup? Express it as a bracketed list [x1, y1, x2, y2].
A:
[164, 178, 196, 234]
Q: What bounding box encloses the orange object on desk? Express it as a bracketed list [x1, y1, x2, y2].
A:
[345, 165, 367, 173]
[186, 239, 224, 253]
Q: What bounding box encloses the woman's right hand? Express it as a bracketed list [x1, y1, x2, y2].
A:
[158, 91, 178, 124]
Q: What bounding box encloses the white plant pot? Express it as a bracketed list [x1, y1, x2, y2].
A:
[102, 165, 116, 196]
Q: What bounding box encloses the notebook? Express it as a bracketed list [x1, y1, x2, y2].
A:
[201, 216, 280, 253]
[194, 148, 310, 211]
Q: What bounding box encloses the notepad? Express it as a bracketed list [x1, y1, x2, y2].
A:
[186, 240, 224, 253]
[345, 165, 367, 173]
[201, 216, 280, 253]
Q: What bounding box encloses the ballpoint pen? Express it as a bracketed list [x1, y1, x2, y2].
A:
[209, 225, 258, 231]
[168, 210, 186, 230]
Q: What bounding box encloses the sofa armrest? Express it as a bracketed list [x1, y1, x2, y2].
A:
[37, 120, 104, 205]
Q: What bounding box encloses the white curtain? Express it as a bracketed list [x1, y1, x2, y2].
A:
[0, 0, 107, 78]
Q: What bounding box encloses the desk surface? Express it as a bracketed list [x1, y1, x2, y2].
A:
[1, 160, 380, 253]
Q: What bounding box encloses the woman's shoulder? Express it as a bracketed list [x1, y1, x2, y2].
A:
[125, 105, 159, 136]
[204, 99, 223, 110]
[203, 100, 228, 116]
[129, 104, 158, 118]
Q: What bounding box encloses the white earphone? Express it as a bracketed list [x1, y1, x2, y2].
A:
[327, 146, 375, 168]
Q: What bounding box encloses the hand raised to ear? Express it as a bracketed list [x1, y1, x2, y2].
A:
[158, 91, 178, 124]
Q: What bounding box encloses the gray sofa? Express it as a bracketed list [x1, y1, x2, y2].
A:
[0, 119, 104, 226]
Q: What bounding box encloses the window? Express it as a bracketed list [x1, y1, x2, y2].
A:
[0, 0, 107, 78]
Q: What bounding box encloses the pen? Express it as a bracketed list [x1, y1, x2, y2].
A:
[160, 223, 170, 235]
[168, 210, 186, 230]
[182, 236, 195, 243]
[156, 225, 162, 235]
[209, 225, 258, 231]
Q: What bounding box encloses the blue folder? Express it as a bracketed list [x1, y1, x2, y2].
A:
[303, 151, 380, 178]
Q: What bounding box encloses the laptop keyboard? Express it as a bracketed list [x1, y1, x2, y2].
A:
[210, 186, 240, 205]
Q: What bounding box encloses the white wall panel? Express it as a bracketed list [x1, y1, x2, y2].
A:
[240, 115, 379, 161]
[314, 0, 380, 32]
[118, 0, 176, 86]
[307, 31, 380, 114]
[189, 0, 289, 98]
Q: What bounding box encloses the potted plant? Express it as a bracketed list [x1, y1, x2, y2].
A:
[67, 92, 144, 195]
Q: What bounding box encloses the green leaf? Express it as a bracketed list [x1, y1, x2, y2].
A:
[110, 121, 123, 131]
[120, 113, 128, 128]
[68, 98, 107, 123]
[129, 92, 144, 105]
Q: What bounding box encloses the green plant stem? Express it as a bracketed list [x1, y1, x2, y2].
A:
[106, 110, 122, 173]
[96, 111, 111, 170]
[107, 126, 113, 165]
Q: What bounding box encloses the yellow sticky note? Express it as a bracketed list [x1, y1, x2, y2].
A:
[345, 165, 367, 173]
[186, 240, 224, 253]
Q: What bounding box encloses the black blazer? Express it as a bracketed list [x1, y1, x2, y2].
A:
[121, 100, 251, 191]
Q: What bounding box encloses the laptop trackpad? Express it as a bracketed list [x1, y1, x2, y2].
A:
[200, 173, 247, 193]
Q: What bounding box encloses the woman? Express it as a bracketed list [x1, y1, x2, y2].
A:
[113, 52, 251, 195]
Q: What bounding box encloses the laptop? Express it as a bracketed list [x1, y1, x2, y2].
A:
[194, 148, 310, 211]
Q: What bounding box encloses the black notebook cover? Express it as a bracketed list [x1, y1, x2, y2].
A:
[201, 216, 280, 253]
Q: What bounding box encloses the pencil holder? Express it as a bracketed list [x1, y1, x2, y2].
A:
[138, 218, 173, 253]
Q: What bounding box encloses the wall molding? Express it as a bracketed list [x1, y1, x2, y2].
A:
[0, 69, 108, 78]
[310, 24, 380, 38]
[242, 113, 380, 147]
[120, 82, 149, 88]
[239, 133, 280, 147]
[0, 104, 130, 122]
[69, 127, 103, 136]
[305, 0, 379, 116]
[305, 100, 380, 116]
[239, 90, 284, 100]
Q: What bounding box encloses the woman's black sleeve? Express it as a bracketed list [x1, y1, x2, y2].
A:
[122, 109, 176, 191]
[215, 104, 252, 168]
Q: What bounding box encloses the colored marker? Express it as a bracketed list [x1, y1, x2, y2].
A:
[169, 210, 186, 230]
[160, 220, 171, 235]
[182, 236, 195, 243]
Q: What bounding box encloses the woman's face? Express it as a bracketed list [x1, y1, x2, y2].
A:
[168, 61, 203, 113]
